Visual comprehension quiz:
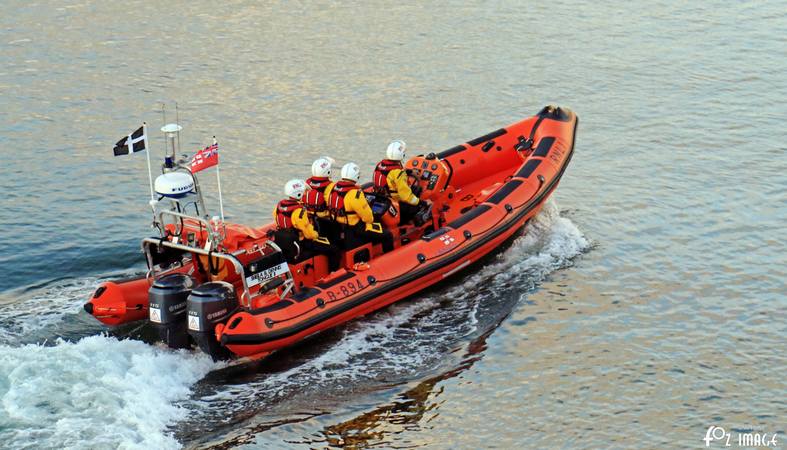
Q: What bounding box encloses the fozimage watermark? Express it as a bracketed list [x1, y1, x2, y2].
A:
[703, 426, 778, 447]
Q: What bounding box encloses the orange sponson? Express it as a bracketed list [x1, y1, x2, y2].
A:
[218, 106, 578, 358]
[83, 277, 151, 326]
[82, 105, 577, 362]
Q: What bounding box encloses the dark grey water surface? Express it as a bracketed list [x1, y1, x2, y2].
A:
[1, 1, 785, 449]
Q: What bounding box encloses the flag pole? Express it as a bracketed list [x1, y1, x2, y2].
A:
[214, 136, 225, 222]
[161, 103, 167, 159]
[143, 122, 155, 205]
[175, 102, 181, 155]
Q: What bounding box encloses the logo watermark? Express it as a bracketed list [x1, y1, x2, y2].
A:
[704, 426, 778, 447]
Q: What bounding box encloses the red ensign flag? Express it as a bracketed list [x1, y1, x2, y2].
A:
[190, 143, 219, 173]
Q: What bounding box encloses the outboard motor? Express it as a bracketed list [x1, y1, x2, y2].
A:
[148, 273, 195, 349]
[187, 281, 239, 360]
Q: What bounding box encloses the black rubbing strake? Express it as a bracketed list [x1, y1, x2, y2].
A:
[250, 300, 293, 315]
[291, 287, 320, 302]
[227, 317, 242, 330]
[437, 145, 467, 159]
[485, 180, 523, 204]
[532, 137, 555, 157]
[422, 227, 451, 241]
[467, 128, 507, 146]
[316, 272, 356, 289]
[447, 205, 492, 229]
[515, 159, 541, 178]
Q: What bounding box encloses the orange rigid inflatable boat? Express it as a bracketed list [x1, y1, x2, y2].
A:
[84, 105, 577, 360]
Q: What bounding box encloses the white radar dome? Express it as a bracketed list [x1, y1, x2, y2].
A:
[155, 172, 195, 198]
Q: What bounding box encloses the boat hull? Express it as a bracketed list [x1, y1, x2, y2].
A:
[219, 106, 578, 358]
[83, 105, 578, 361]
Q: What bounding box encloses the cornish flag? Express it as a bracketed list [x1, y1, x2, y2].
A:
[190, 143, 219, 173]
[113, 125, 147, 156]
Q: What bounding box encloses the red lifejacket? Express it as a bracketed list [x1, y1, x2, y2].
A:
[373, 159, 402, 193]
[328, 180, 358, 216]
[303, 176, 331, 212]
[275, 199, 300, 229]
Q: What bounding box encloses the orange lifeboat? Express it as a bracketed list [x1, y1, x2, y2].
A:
[84, 105, 578, 360]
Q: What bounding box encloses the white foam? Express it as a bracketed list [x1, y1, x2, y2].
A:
[0, 200, 589, 448]
[186, 200, 590, 427]
[199, 297, 442, 407]
[0, 274, 140, 344]
[417, 200, 589, 311]
[0, 335, 217, 449]
[485, 199, 590, 283]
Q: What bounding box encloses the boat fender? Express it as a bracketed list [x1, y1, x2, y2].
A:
[463, 230, 472, 239]
[417, 253, 426, 264]
[316, 298, 326, 308]
[367, 275, 377, 285]
[265, 318, 274, 328]
[505, 204, 514, 213]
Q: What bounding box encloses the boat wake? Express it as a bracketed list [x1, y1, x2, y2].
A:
[0, 336, 216, 449]
[175, 200, 590, 443]
[0, 271, 150, 346]
[0, 200, 588, 449]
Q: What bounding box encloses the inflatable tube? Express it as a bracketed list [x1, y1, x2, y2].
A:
[218, 106, 578, 358]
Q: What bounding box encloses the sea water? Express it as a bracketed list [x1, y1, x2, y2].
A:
[0, 0, 784, 448]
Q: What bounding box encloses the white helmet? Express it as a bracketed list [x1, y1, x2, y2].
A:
[311, 156, 335, 177]
[284, 179, 306, 200]
[340, 162, 361, 183]
[386, 140, 407, 162]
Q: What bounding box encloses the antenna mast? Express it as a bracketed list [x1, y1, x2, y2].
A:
[175, 102, 181, 155]
[214, 136, 225, 223]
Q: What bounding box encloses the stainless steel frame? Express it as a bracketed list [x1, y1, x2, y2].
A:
[142, 237, 252, 307]
[141, 237, 293, 308]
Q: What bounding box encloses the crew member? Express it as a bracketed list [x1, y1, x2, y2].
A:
[303, 156, 340, 244]
[274, 179, 339, 270]
[303, 156, 336, 218]
[373, 140, 426, 224]
[329, 163, 393, 253]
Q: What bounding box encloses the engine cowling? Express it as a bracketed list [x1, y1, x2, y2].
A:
[148, 273, 195, 349]
[187, 281, 239, 360]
